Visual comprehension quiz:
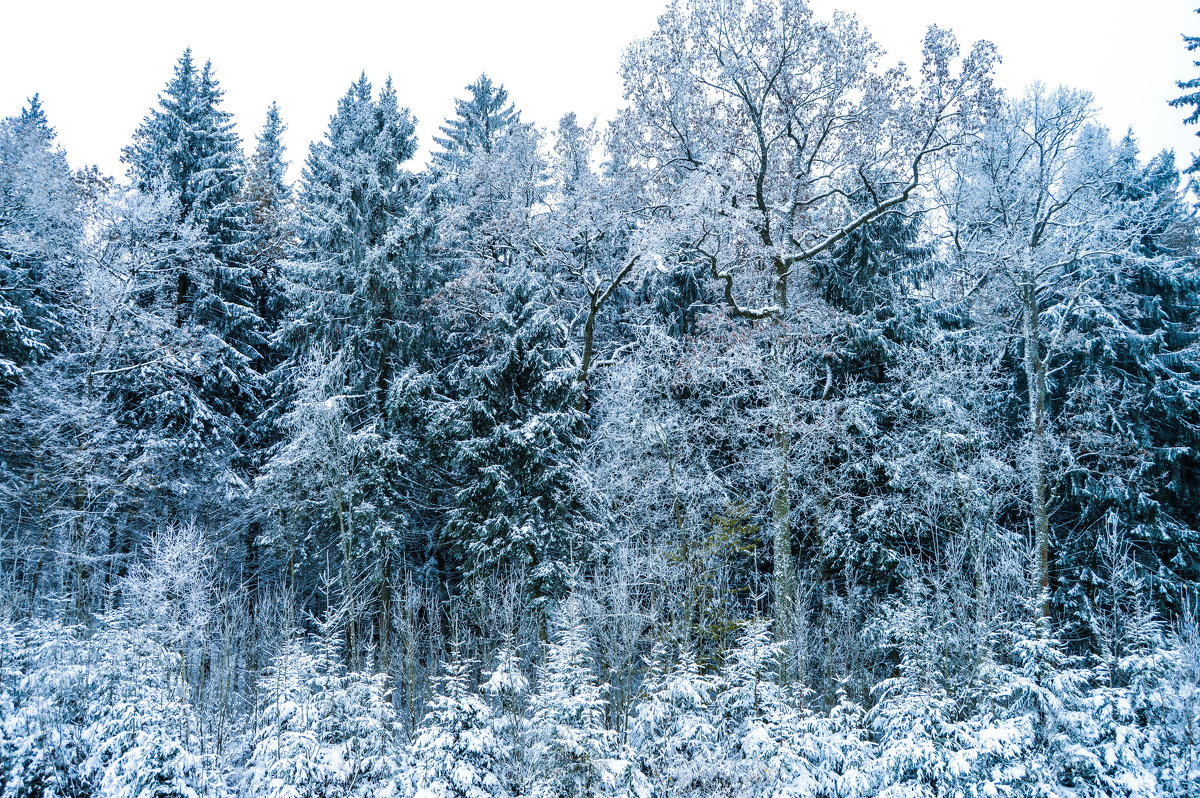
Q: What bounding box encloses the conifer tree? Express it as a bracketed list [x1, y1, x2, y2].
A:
[410, 646, 512, 798]
[1045, 142, 1200, 632]
[433, 74, 521, 173]
[1171, 8, 1200, 180]
[265, 73, 423, 665]
[94, 50, 265, 536]
[0, 96, 83, 395]
[123, 51, 257, 332]
[244, 101, 292, 356]
[438, 271, 590, 606]
[528, 594, 618, 798]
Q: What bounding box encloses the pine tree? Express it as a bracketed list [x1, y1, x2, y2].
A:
[813, 184, 933, 315]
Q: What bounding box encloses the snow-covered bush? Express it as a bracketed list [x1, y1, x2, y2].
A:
[410, 647, 511, 798]
[245, 632, 406, 798]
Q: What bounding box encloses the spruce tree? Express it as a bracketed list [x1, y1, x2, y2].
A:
[432, 74, 520, 173]
[95, 49, 264, 537]
[1171, 9, 1200, 179]
[411, 647, 512, 798]
[0, 96, 83, 395]
[244, 101, 292, 357]
[438, 271, 590, 606]
[263, 73, 425, 666]
[1039, 141, 1200, 634]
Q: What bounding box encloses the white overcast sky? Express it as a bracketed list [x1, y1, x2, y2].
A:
[1, 1, 1195, 181]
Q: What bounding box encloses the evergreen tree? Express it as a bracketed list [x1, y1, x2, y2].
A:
[1171, 8, 1200, 180]
[438, 271, 590, 606]
[245, 628, 406, 798]
[410, 646, 512, 798]
[244, 101, 292, 360]
[0, 97, 101, 613]
[628, 650, 720, 795]
[92, 50, 265, 538]
[0, 96, 83, 395]
[433, 74, 521, 173]
[123, 51, 258, 333]
[263, 72, 426, 665]
[528, 594, 622, 798]
[813, 186, 933, 315]
[1044, 142, 1200, 635]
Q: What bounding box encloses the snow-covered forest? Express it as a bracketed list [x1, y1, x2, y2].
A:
[2, 1, 1200, 795]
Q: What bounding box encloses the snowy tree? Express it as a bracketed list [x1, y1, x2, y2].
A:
[123, 49, 260, 347]
[409, 646, 512, 798]
[0, 96, 83, 395]
[243, 101, 293, 363]
[80, 608, 218, 798]
[539, 112, 648, 395]
[1171, 8, 1200, 181]
[1, 13, 1199, 798]
[941, 85, 1183, 621]
[528, 593, 627, 798]
[82, 50, 267, 548]
[628, 649, 720, 796]
[269, 72, 425, 666]
[433, 75, 521, 175]
[0, 621, 90, 798]
[437, 271, 590, 607]
[619, 0, 998, 628]
[245, 623, 406, 798]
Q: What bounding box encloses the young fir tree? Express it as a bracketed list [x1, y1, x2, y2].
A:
[528, 593, 619, 798]
[410, 646, 512, 798]
[246, 627, 406, 798]
[628, 649, 721, 795]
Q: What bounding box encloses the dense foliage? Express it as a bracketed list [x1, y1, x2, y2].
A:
[2, 2, 1199, 795]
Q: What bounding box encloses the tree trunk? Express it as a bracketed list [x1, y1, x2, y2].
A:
[1021, 281, 1051, 617]
[769, 332, 796, 635]
[337, 495, 357, 665]
[378, 541, 392, 672]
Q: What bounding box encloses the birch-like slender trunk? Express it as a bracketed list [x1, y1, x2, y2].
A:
[1021, 279, 1051, 617]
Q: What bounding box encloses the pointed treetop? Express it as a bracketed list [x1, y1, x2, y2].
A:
[257, 102, 287, 157]
[17, 94, 53, 140]
[249, 101, 291, 203]
[313, 73, 416, 171]
[1171, 10, 1200, 174]
[433, 72, 521, 171]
